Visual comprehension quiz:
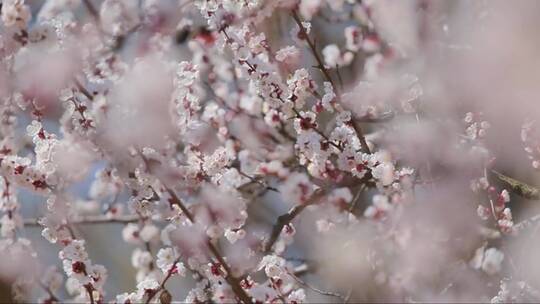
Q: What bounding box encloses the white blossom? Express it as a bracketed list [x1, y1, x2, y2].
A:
[482, 248, 505, 275]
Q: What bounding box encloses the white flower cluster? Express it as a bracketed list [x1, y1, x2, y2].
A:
[521, 120, 540, 169]
[0, 0, 537, 303]
[2, 0, 31, 29]
[59, 240, 108, 302]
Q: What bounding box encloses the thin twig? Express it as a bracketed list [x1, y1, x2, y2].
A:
[289, 271, 346, 301]
[230, 165, 279, 193]
[355, 111, 395, 123]
[144, 257, 182, 304]
[82, 0, 99, 23]
[291, 11, 371, 154]
[348, 184, 365, 214]
[74, 78, 94, 101]
[23, 214, 141, 226]
[291, 11, 337, 92]
[264, 189, 326, 253]
[350, 120, 371, 154]
[164, 189, 252, 303]
[291, 107, 342, 151]
[336, 64, 344, 91]
[206, 241, 253, 304]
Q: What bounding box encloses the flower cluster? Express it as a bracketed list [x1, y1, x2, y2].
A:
[521, 120, 540, 170]
[0, 0, 539, 303]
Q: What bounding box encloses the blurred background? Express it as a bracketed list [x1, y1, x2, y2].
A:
[3, 0, 540, 302]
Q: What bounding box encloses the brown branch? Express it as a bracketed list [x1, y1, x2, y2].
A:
[143, 188, 253, 304]
[84, 284, 95, 304]
[166, 187, 252, 303]
[144, 257, 181, 304]
[264, 189, 326, 253]
[351, 120, 371, 154]
[291, 11, 337, 92]
[291, 107, 343, 151]
[74, 78, 94, 101]
[82, 0, 99, 23]
[206, 241, 252, 303]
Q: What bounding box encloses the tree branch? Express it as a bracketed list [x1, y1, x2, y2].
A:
[289, 271, 346, 301]
[140, 151, 253, 303]
[23, 214, 141, 226]
[291, 11, 337, 92]
[82, 0, 99, 23]
[74, 78, 95, 101]
[165, 186, 253, 303]
[264, 189, 326, 253]
[348, 184, 365, 214]
[491, 170, 540, 200]
[144, 257, 182, 304]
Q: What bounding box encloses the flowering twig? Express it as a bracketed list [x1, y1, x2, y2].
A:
[291, 10, 371, 154]
[160, 180, 253, 303]
[140, 148, 252, 303]
[291, 11, 337, 92]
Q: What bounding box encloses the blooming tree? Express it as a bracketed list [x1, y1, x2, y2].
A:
[0, 0, 540, 303]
